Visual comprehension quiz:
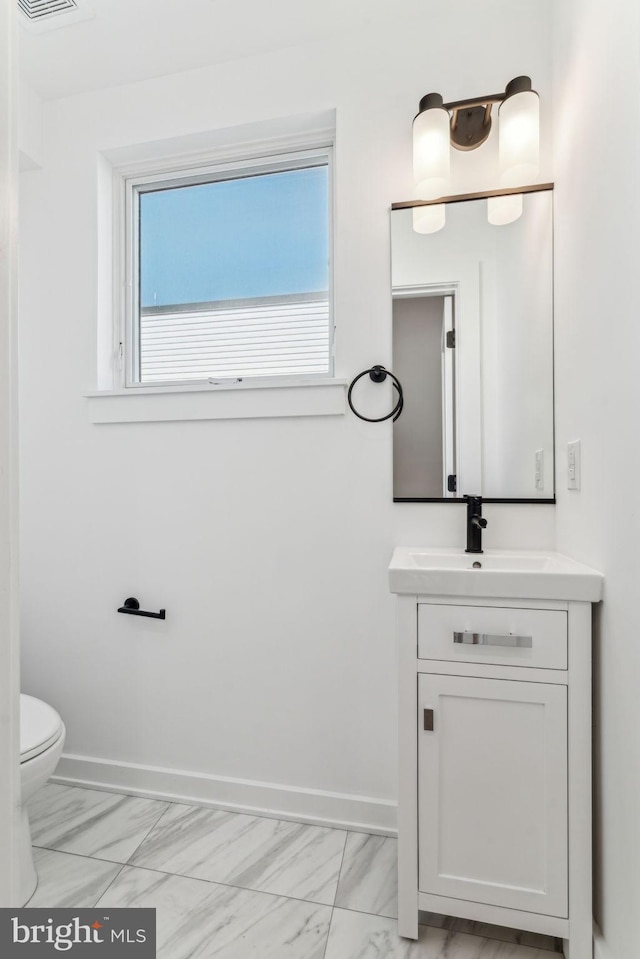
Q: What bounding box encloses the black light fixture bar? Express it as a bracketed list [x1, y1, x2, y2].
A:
[419, 76, 533, 115]
[442, 92, 505, 112]
[416, 77, 534, 152]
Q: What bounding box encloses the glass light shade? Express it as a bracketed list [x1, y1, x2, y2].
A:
[413, 204, 446, 234]
[498, 90, 539, 187]
[413, 107, 451, 201]
[487, 193, 523, 226]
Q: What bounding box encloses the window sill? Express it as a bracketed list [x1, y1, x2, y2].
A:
[86, 378, 347, 424]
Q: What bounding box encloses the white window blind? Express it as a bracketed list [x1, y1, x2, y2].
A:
[139, 293, 330, 383]
[126, 148, 333, 389]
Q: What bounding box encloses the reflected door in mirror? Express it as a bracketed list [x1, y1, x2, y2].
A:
[393, 293, 456, 498]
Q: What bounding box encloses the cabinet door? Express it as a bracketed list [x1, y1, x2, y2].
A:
[418, 674, 567, 917]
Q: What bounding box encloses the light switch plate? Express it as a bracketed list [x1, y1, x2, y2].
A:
[567, 440, 581, 490]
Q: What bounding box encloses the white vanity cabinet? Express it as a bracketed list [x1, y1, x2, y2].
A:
[418, 670, 568, 918]
[389, 549, 604, 959]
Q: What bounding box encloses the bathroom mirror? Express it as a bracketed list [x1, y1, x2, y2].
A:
[391, 186, 554, 502]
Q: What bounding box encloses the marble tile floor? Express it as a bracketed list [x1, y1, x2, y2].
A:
[27, 783, 563, 958]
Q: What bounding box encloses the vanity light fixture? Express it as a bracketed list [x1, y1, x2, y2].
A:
[412, 76, 540, 228]
[487, 192, 523, 226]
[498, 77, 540, 186]
[412, 93, 451, 201]
[412, 204, 446, 234]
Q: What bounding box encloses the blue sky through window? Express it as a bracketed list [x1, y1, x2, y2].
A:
[139, 165, 328, 308]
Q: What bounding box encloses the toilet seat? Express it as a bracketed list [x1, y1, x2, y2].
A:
[20, 694, 64, 764]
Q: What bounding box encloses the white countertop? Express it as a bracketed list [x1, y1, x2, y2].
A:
[388, 547, 604, 602]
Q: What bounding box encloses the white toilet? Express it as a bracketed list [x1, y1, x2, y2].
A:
[19, 694, 66, 905]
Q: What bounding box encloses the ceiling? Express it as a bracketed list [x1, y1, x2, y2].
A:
[19, 0, 425, 100]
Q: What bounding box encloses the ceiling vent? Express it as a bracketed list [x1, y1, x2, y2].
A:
[18, 0, 94, 33]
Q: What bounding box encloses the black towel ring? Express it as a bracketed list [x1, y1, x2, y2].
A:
[347, 365, 404, 423]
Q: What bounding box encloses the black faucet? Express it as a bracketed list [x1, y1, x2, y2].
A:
[464, 495, 488, 554]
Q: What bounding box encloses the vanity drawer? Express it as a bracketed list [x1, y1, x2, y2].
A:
[418, 604, 567, 669]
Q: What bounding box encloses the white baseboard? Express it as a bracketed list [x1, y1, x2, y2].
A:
[593, 923, 613, 959]
[52, 753, 397, 836]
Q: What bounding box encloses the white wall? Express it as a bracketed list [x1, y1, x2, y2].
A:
[0, 0, 21, 906]
[492, 192, 553, 496]
[18, 77, 42, 171]
[552, 0, 640, 955]
[19, 0, 555, 828]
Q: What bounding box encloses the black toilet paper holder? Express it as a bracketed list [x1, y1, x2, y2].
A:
[117, 597, 166, 620]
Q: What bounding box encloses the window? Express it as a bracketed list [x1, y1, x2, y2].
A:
[123, 148, 332, 388]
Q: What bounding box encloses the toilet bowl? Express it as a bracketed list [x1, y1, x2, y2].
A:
[19, 694, 66, 905]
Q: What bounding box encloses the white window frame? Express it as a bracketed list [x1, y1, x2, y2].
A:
[120, 146, 335, 391]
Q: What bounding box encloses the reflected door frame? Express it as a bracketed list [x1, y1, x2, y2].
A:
[392, 278, 482, 498]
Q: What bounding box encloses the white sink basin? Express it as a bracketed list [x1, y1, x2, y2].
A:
[389, 547, 603, 601]
[409, 552, 551, 572]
